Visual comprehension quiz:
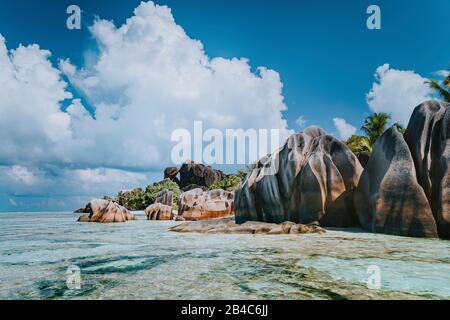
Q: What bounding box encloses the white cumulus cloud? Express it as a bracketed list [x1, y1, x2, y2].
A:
[333, 118, 356, 140]
[295, 116, 307, 128]
[366, 64, 432, 126]
[0, 1, 291, 210]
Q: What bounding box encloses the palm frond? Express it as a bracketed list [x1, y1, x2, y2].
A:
[427, 79, 450, 103]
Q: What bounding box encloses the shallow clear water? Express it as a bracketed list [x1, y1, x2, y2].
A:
[0, 212, 449, 300]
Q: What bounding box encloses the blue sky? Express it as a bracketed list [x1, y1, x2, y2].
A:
[0, 0, 448, 211]
[1, 0, 449, 131]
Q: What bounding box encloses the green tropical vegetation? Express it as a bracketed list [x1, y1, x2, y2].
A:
[345, 112, 393, 153]
[427, 68, 450, 102]
[207, 170, 248, 192]
[116, 180, 181, 210]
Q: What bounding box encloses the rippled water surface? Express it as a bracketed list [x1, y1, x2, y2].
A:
[1, 212, 449, 300]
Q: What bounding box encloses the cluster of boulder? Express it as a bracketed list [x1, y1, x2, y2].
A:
[75, 101, 449, 239]
[144, 189, 175, 221]
[77, 161, 233, 223]
[144, 188, 235, 221]
[177, 188, 234, 221]
[77, 199, 136, 223]
[235, 100, 450, 239]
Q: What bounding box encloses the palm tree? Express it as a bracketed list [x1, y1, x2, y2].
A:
[427, 68, 450, 102]
[361, 112, 390, 146]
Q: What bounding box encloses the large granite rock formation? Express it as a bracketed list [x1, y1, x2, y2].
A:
[77, 199, 136, 223]
[235, 126, 363, 227]
[354, 100, 449, 238]
[404, 100, 450, 238]
[354, 127, 438, 237]
[178, 188, 234, 220]
[179, 161, 224, 188]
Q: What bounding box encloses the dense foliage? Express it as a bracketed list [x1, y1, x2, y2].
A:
[117, 188, 145, 210]
[207, 170, 248, 192]
[143, 179, 181, 210]
[345, 112, 401, 154]
[345, 135, 372, 153]
[116, 180, 181, 210]
[427, 68, 450, 102]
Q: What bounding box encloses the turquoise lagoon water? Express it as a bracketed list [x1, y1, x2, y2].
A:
[0, 212, 449, 300]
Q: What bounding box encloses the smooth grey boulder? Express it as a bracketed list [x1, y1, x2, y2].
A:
[235, 127, 362, 227]
[354, 127, 438, 237]
[405, 100, 450, 238]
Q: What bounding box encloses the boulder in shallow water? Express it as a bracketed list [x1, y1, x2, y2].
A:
[145, 203, 173, 220]
[77, 199, 136, 223]
[354, 126, 438, 237]
[178, 188, 234, 220]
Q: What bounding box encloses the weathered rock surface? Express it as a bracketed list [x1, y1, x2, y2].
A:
[164, 167, 179, 180]
[169, 217, 326, 234]
[77, 199, 136, 223]
[235, 126, 362, 228]
[155, 189, 174, 207]
[404, 100, 450, 238]
[354, 126, 438, 237]
[179, 161, 224, 188]
[356, 151, 371, 169]
[178, 188, 234, 220]
[164, 167, 180, 185]
[145, 203, 173, 220]
[74, 207, 86, 213]
[181, 184, 206, 192]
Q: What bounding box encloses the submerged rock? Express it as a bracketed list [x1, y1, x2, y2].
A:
[354, 127, 438, 237]
[235, 126, 362, 228]
[178, 188, 234, 220]
[169, 217, 326, 234]
[77, 199, 136, 223]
